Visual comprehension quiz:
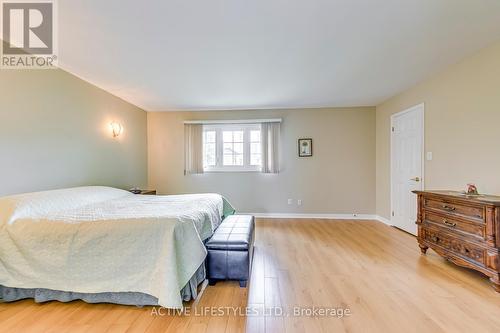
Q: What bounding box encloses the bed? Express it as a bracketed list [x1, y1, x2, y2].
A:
[0, 186, 235, 309]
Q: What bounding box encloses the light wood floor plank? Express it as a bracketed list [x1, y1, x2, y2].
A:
[1, 219, 499, 333]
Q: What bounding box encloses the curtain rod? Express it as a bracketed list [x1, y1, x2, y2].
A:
[184, 118, 282, 124]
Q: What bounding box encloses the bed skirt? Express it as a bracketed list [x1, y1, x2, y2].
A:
[0, 262, 206, 307]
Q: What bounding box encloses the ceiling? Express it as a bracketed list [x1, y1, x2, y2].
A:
[58, 0, 500, 111]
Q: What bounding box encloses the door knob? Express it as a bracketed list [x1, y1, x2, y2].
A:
[410, 177, 421, 182]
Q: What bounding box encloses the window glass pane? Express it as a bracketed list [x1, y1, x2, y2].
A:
[233, 131, 244, 142]
[204, 143, 216, 166]
[250, 130, 260, 142]
[233, 143, 243, 154]
[251, 154, 261, 166]
[223, 143, 233, 154]
[234, 154, 243, 166]
[223, 131, 233, 142]
[250, 142, 261, 154]
[223, 154, 233, 165]
[205, 131, 216, 143]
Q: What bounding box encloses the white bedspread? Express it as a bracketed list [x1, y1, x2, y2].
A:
[0, 186, 229, 308]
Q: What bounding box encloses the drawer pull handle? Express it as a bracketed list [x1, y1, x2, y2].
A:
[443, 219, 457, 227]
[442, 205, 456, 211]
[431, 236, 440, 242]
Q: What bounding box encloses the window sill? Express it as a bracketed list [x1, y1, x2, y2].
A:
[203, 169, 262, 173]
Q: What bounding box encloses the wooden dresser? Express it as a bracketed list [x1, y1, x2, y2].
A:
[413, 191, 500, 292]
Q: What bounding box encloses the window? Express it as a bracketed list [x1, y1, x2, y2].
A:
[203, 124, 261, 172]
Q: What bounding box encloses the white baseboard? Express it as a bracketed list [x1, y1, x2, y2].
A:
[375, 215, 393, 226]
[245, 213, 394, 226]
[248, 213, 377, 220]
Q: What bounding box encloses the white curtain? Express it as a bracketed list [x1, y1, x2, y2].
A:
[184, 124, 204, 175]
[261, 122, 280, 173]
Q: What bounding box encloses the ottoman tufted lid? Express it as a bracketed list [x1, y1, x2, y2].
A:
[206, 215, 255, 251]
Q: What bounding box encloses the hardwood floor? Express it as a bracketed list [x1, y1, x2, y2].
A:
[1, 219, 499, 333]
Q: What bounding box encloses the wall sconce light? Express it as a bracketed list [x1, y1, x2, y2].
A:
[110, 122, 123, 138]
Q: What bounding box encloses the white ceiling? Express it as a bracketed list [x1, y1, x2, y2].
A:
[59, 0, 500, 111]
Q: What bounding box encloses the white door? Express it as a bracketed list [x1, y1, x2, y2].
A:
[391, 104, 424, 235]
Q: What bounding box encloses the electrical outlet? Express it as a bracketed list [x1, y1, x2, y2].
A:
[426, 152, 433, 161]
[287, 199, 293, 205]
[297, 199, 302, 206]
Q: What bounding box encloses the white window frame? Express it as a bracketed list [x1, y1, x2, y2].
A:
[203, 123, 262, 172]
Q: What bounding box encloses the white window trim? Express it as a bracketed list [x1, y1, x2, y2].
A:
[185, 118, 281, 124]
[203, 123, 262, 173]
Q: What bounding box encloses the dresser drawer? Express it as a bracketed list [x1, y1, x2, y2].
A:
[424, 211, 486, 240]
[423, 228, 486, 265]
[424, 198, 484, 222]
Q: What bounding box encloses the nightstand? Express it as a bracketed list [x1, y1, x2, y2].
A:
[130, 189, 157, 195]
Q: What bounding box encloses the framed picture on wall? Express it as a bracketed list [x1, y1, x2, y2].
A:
[298, 138, 313, 157]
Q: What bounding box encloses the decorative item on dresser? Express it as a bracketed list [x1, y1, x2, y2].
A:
[413, 190, 500, 292]
[129, 189, 157, 195]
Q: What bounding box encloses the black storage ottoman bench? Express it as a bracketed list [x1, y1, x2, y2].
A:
[206, 215, 255, 287]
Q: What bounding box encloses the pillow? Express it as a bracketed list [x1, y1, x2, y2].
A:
[0, 186, 132, 225]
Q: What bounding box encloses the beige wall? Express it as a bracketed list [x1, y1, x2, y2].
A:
[376, 40, 500, 220]
[0, 69, 148, 196]
[148, 107, 375, 214]
[9, 40, 497, 217]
